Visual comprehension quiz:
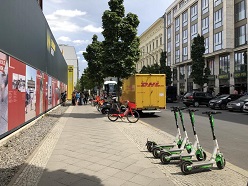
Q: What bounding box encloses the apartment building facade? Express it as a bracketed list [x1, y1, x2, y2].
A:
[137, 17, 165, 72]
[165, 0, 248, 95]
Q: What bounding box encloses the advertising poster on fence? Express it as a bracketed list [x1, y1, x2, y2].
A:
[67, 65, 73, 100]
[25, 66, 37, 122]
[43, 74, 48, 112]
[0, 52, 8, 136]
[36, 70, 44, 116]
[47, 76, 52, 110]
[52, 78, 57, 107]
[8, 57, 26, 131]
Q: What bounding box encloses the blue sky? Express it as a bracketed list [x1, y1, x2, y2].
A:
[43, 0, 174, 76]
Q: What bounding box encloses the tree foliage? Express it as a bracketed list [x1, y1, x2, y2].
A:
[101, 0, 140, 80]
[139, 51, 172, 86]
[159, 51, 172, 85]
[191, 34, 210, 90]
[83, 35, 104, 95]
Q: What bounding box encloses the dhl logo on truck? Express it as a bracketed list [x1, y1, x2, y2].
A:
[138, 82, 164, 87]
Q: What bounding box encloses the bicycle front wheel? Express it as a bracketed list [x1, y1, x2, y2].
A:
[108, 113, 118, 122]
[127, 110, 140, 123]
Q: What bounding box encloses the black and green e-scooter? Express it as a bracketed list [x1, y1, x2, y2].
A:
[181, 111, 226, 174]
[159, 109, 206, 164]
[153, 107, 193, 159]
[146, 107, 184, 154]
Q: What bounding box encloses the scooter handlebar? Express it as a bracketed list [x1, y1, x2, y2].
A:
[202, 111, 222, 115]
[170, 106, 187, 111]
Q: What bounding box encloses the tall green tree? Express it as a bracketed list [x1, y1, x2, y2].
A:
[101, 0, 140, 98]
[191, 34, 210, 90]
[83, 35, 104, 95]
[159, 51, 172, 86]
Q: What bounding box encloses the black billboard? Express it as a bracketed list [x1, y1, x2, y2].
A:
[0, 0, 67, 83]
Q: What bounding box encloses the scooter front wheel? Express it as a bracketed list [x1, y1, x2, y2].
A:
[108, 113, 118, 122]
[216, 158, 226, 169]
[196, 151, 207, 161]
[181, 161, 193, 175]
[127, 110, 140, 123]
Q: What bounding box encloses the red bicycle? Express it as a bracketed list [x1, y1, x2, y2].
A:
[107, 100, 140, 123]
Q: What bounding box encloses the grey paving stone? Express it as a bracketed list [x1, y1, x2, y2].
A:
[101, 176, 127, 186]
[71, 178, 102, 186]
[139, 167, 166, 179]
[112, 170, 136, 181]
[129, 174, 154, 186]
[86, 163, 106, 172]
[97, 167, 121, 176]
[109, 161, 132, 170]
[147, 178, 176, 186]
[123, 164, 145, 174]
[56, 173, 83, 185]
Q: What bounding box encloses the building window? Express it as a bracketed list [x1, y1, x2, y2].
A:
[214, 0, 222, 7]
[175, 33, 180, 47]
[235, 0, 246, 22]
[202, 17, 209, 35]
[168, 27, 171, 39]
[183, 46, 188, 61]
[214, 8, 222, 29]
[173, 6, 177, 14]
[207, 59, 214, 75]
[167, 12, 171, 25]
[175, 16, 180, 31]
[182, 11, 188, 27]
[202, 0, 209, 14]
[235, 51, 247, 72]
[191, 4, 198, 21]
[214, 31, 223, 51]
[175, 49, 180, 63]
[179, 0, 185, 8]
[153, 42, 154, 50]
[191, 23, 198, 39]
[235, 25, 246, 47]
[167, 41, 171, 52]
[183, 29, 188, 43]
[219, 55, 230, 74]
[150, 44, 151, 52]
[179, 66, 185, 79]
[167, 55, 171, 66]
[205, 37, 209, 54]
[187, 65, 192, 78]
[160, 37, 162, 45]
[173, 68, 177, 80]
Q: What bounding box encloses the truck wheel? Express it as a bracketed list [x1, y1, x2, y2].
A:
[127, 110, 140, 123]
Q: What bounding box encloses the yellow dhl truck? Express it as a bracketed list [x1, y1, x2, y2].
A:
[121, 74, 166, 114]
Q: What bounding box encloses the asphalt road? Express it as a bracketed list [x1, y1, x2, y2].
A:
[140, 102, 248, 171]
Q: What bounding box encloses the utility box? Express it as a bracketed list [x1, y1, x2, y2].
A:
[121, 74, 166, 113]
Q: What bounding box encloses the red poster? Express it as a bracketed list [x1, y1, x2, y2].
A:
[43, 74, 48, 112]
[52, 78, 57, 107]
[36, 71, 42, 116]
[8, 57, 26, 131]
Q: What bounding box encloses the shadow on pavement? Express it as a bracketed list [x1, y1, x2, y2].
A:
[5, 164, 104, 186]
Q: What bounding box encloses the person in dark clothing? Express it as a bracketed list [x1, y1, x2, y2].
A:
[61, 91, 67, 106]
[72, 92, 76, 106]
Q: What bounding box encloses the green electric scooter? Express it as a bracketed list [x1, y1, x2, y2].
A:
[146, 107, 183, 154]
[181, 111, 226, 174]
[152, 107, 193, 159]
[159, 109, 206, 164]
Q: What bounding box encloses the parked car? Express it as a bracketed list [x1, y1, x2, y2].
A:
[183, 91, 213, 107]
[242, 102, 248, 113]
[208, 94, 242, 110]
[226, 95, 248, 112]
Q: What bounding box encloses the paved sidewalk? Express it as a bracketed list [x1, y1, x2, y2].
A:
[10, 105, 175, 186]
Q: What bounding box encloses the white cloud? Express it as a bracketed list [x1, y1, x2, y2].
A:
[58, 36, 71, 42]
[72, 39, 90, 45]
[82, 25, 103, 33]
[46, 9, 86, 20]
[76, 50, 85, 55]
